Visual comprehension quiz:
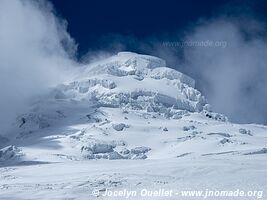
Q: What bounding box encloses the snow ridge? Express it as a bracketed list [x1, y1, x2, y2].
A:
[52, 52, 209, 114]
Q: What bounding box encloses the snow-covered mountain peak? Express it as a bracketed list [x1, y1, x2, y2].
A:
[52, 52, 209, 114]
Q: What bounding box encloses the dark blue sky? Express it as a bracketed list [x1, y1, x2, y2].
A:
[50, 0, 267, 57]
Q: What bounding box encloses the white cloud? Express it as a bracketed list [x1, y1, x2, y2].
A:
[182, 18, 267, 124]
[0, 0, 77, 131]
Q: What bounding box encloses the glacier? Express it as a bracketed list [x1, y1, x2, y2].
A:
[0, 52, 266, 200]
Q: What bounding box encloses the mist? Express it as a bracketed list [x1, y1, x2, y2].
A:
[180, 18, 267, 124]
[0, 0, 77, 132]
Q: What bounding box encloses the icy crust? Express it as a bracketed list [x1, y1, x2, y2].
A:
[80, 141, 151, 160]
[51, 52, 209, 114]
[84, 52, 167, 77]
[83, 52, 195, 87]
[52, 80, 206, 113]
[150, 67, 195, 87]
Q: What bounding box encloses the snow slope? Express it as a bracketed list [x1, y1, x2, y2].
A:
[0, 52, 266, 200]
